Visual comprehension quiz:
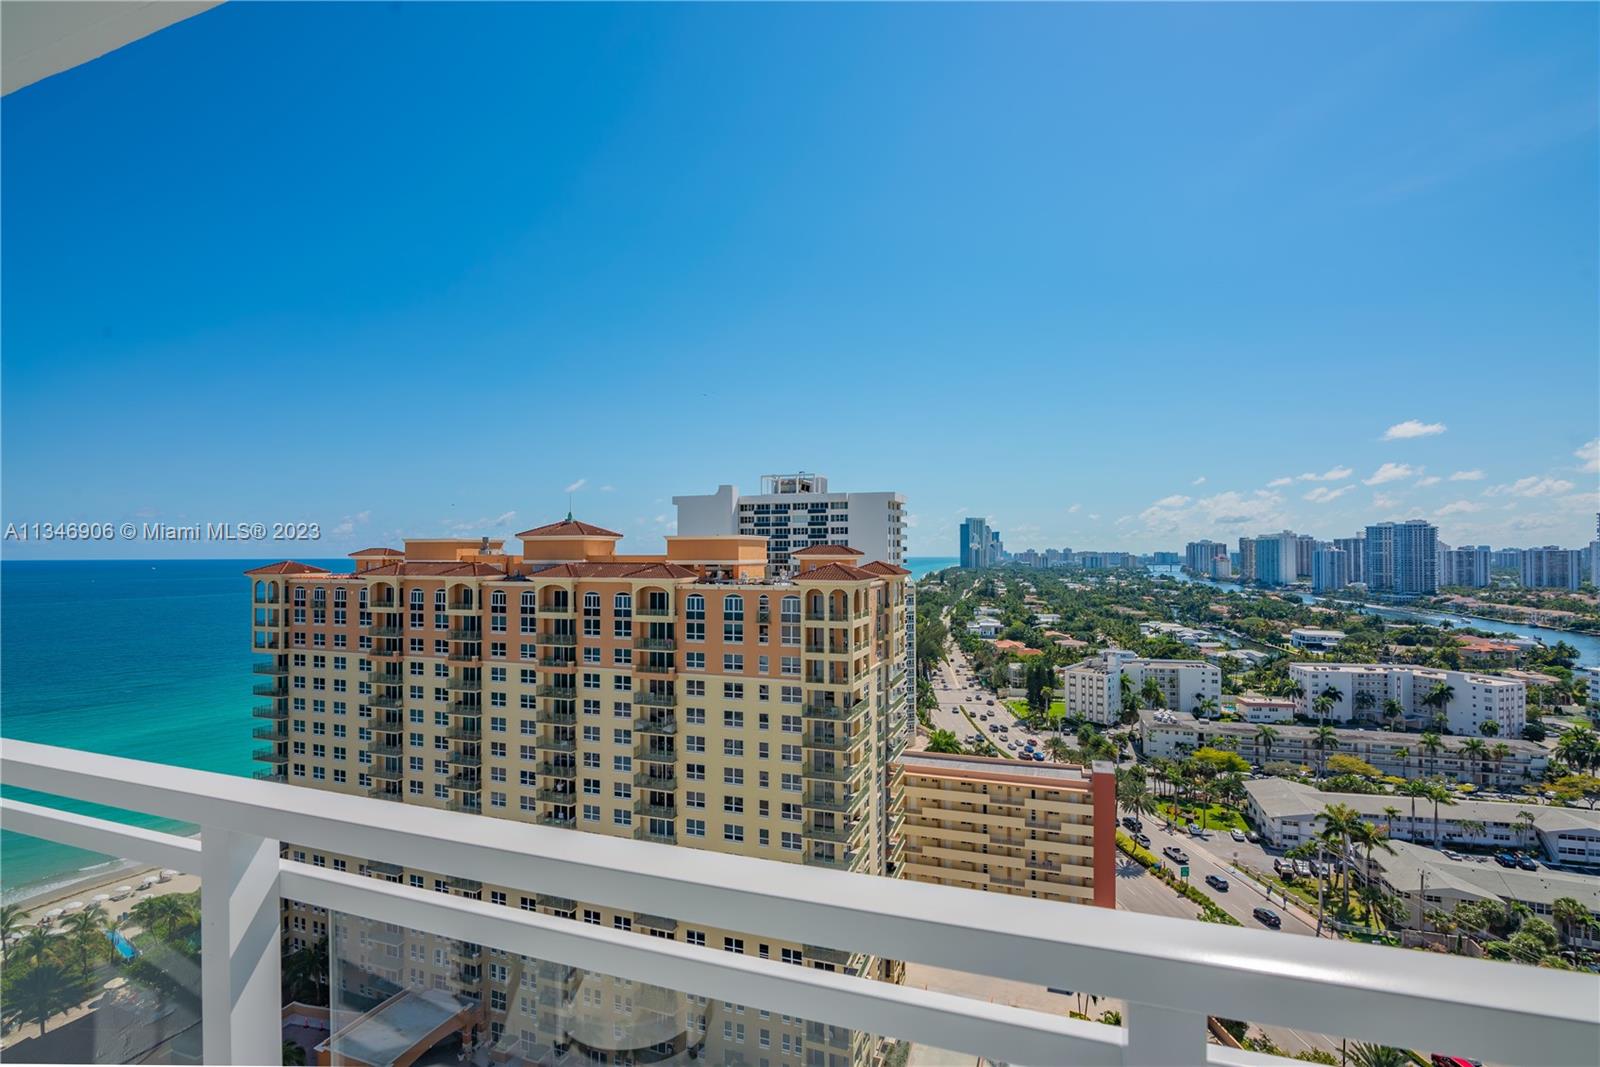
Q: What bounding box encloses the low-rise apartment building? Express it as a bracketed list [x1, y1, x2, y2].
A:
[1059, 651, 1221, 725]
[249, 520, 913, 1066]
[1233, 696, 1297, 723]
[1243, 778, 1600, 868]
[897, 752, 1115, 909]
[1289, 628, 1345, 653]
[1287, 663, 1525, 736]
[1137, 711, 1547, 787]
[1356, 839, 1599, 945]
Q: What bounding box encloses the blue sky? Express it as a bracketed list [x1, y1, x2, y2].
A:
[2, 3, 1596, 559]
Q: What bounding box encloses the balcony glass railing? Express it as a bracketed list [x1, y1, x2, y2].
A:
[1, 740, 1593, 1067]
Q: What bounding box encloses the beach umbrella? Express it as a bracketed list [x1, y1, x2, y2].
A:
[44, 908, 64, 920]
[114, 886, 133, 896]
[92, 893, 111, 905]
[160, 870, 179, 880]
[64, 901, 85, 912]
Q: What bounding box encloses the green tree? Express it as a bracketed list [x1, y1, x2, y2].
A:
[925, 729, 962, 754]
[1397, 779, 1432, 843]
[1479, 719, 1500, 737]
[1549, 774, 1600, 809]
[283, 1041, 308, 1066]
[1045, 737, 1073, 763]
[1254, 724, 1280, 766]
[1555, 723, 1598, 773]
[1317, 802, 1365, 915]
[1422, 682, 1456, 727]
[1347, 1043, 1410, 1067]
[1309, 724, 1339, 781]
[1460, 738, 1488, 786]
[1140, 676, 1165, 710]
[0, 903, 23, 964]
[1425, 780, 1457, 845]
[16, 925, 57, 968]
[2, 961, 77, 1037]
[1551, 897, 1592, 945]
[61, 904, 108, 980]
[1418, 731, 1445, 776]
[1381, 698, 1405, 730]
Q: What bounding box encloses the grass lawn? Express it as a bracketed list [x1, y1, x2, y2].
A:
[1157, 800, 1247, 833]
[1005, 699, 1066, 723]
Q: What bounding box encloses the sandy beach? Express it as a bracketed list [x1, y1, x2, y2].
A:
[11, 864, 203, 930]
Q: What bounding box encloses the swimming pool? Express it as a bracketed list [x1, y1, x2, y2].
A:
[107, 929, 137, 960]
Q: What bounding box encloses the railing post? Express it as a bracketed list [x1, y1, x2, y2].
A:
[200, 827, 282, 1064]
[1124, 1003, 1208, 1067]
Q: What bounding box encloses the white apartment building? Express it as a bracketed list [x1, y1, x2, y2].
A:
[1138, 710, 1548, 787]
[1244, 778, 1600, 868]
[1287, 663, 1525, 736]
[674, 473, 906, 577]
[1289, 628, 1345, 653]
[1578, 665, 1600, 708]
[1059, 650, 1221, 725]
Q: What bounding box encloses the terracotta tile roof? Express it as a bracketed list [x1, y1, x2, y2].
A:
[793, 562, 879, 582]
[529, 562, 700, 579]
[859, 560, 911, 576]
[515, 519, 623, 539]
[243, 561, 330, 576]
[793, 544, 863, 557]
[348, 547, 402, 557]
[359, 562, 506, 577]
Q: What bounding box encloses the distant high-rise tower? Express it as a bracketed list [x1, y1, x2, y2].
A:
[1253, 531, 1299, 586]
[1365, 520, 1438, 596]
[1312, 546, 1350, 593]
[959, 517, 992, 568]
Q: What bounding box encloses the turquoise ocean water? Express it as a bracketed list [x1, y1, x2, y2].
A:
[1, 555, 957, 901]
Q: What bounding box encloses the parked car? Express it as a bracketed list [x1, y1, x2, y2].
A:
[1230, 829, 1246, 842]
[986, 699, 995, 706]
[1122, 817, 1143, 832]
[1133, 833, 1151, 849]
[1273, 858, 1291, 876]
[988, 724, 1000, 733]
[1307, 860, 1323, 878]
[1245, 831, 1260, 843]
[1162, 846, 1189, 864]
[1494, 852, 1518, 868]
[1187, 822, 1206, 837]
[1293, 860, 1311, 878]
[1032, 752, 1045, 761]
[1516, 855, 1538, 871]
[1252, 907, 1282, 929]
[1205, 874, 1229, 892]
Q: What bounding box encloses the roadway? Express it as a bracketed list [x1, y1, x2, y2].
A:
[929, 640, 1052, 759]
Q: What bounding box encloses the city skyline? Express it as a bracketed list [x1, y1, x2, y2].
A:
[2, 3, 1596, 558]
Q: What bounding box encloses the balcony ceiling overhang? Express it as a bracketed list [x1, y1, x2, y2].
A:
[2, 0, 221, 95]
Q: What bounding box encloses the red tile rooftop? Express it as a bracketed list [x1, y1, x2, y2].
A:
[348, 547, 403, 557]
[528, 562, 701, 579]
[793, 562, 881, 582]
[360, 562, 507, 577]
[792, 544, 863, 556]
[514, 519, 623, 539]
[243, 561, 330, 576]
[859, 560, 911, 576]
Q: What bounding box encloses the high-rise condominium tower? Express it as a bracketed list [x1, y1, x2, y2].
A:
[1364, 520, 1439, 597]
[248, 521, 910, 1065]
[673, 473, 905, 577]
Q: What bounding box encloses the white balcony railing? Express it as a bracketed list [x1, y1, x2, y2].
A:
[2, 738, 1596, 1066]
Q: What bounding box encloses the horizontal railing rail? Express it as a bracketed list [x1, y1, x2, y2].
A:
[1, 739, 1595, 1067]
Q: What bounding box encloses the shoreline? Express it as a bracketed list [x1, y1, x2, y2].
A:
[5, 830, 202, 923]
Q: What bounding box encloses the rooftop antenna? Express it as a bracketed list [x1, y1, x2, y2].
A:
[567, 493, 573, 522]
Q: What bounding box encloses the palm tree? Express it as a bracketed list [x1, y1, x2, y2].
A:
[1418, 731, 1445, 776]
[925, 729, 961, 754]
[1479, 719, 1500, 737]
[61, 904, 108, 980]
[1422, 682, 1455, 727]
[1555, 723, 1598, 773]
[1398, 779, 1432, 841]
[1426, 780, 1457, 846]
[1312, 694, 1334, 730]
[1488, 742, 1511, 788]
[1319, 685, 1344, 718]
[1349, 820, 1396, 926]
[1140, 676, 1164, 710]
[1381, 698, 1405, 731]
[1515, 809, 1537, 849]
[1284, 681, 1306, 703]
[283, 1041, 308, 1067]
[1254, 724, 1280, 767]
[1192, 695, 1218, 720]
[1460, 738, 1488, 786]
[16, 925, 57, 968]
[1317, 802, 1365, 914]
[1552, 896, 1591, 945]
[1045, 737, 1073, 763]
[0, 903, 23, 963]
[2, 961, 76, 1037]
[1310, 724, 1339, 781]
[1348, 1043, 1410, 1067]
[1352, 690, 1376, 723]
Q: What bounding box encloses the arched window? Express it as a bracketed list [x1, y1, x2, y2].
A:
[723, 595, 745, 643]
[613, 592, 632, 637]
[685, 595, 706, 642]
[491, 590, 506, 607]
[410, 588, 424, 608]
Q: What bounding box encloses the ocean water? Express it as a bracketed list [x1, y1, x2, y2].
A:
[907, 557, 957, 581]
[4, 553, 958, 901]
[0, 559, 346, 902]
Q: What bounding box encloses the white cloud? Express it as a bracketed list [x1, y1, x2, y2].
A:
[1267, 477, 1293, 488]
[1577, 438, 1600, 473]
[1136, 489, 1287, 537]
[1067, 504, 1081, 514]
[1416, 476, 1441, 487]
[441, 510, 518, 535]
[1436, 500, 1482, 516]
[1383, 419, 1446, 440]
[563, 478, 587, 494]
[599, 484, 616, 493]
[1152, 494, 1191, 508]
[1302, 485, 1354, 504]
[1449, 470, 1484, 481]
[1088, 513, 1100, 521]
[1372, 492, 1401, 509]
[1486, 476, 1576, 499]
[1363, 462, 1420, 486]
[1298, 466, 1353, 482]
[1192, 476, 1207, 486]
[331, 509, 372, 537]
